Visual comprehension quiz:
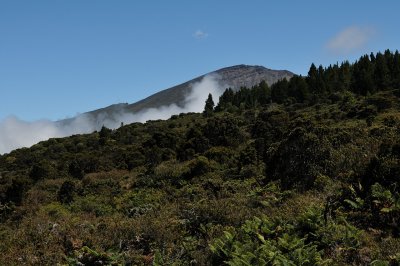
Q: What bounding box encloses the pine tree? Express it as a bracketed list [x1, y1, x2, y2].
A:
[216, 88, 234, 111]
[271, 78, 289, 103]
[289, 75, 310, 102]
[374, 52, 391, 90]
[317, 65, 327, 94]
[203, 93, 215, 117]
[339, 61, 352, 91]
[306, 63, 318, 93]
[257, 80, 271, 105]
[392, 50, 400, 88]
[352, 55, 375, 95]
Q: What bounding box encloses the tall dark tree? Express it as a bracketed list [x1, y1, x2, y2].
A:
[271, 78, 289, 103]
[392, 50, 400, 88]
[339, 61, 352, 91]
[374, 52, 391, 89]
[99, 125, 112, 145]
[216, 88, 234, 111]
[255, 80, 271, 105]
[352, 55, 375, 95]
[317, 65, 327, 94]
[289, 75, 310, 102]
[306, 63, 318, 93]
[203, 93, 215, 117]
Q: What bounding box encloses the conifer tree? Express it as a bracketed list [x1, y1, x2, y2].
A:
[306, 63, 318, 93]
[203, 93, 215, 117]
[374, 52, 391, 89]
[216, 88, 235, 111]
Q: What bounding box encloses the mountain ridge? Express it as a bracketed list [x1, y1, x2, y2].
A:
[40, 64, 293, 155]
[86, 64, 294, 118]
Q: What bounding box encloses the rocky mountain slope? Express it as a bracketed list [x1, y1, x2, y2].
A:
[88, 65, 293, 116]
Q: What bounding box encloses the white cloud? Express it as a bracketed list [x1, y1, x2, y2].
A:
[132, 74, 223, 122]
[193, 30, 208, 39]
[326, 26, 375, 55]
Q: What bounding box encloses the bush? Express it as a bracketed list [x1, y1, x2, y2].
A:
[187, 156, 212, 178]
[66, 246, 122, 265]
[265, 127, 333, 190]
[70, 195, 115, 217]
[29, 160, 56, 181]
[202, 115, 243, 147]
[57, 180, 75, 204]
[210, 215, 326, 265]
[367, 93, 393, 111]
[205, 147, 237, 166]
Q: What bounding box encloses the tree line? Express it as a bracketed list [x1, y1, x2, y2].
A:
[215, 49, 400, 110]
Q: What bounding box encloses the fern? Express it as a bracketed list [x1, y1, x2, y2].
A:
[210, 215, 326, 266]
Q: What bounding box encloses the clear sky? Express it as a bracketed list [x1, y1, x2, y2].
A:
[1, 0, 399, 121]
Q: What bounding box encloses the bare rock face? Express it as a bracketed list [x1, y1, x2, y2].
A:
[216, 65, 293, 89]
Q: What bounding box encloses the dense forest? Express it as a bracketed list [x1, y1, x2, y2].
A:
[1, 50, 400, 265]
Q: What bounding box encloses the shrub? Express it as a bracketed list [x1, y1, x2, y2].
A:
[210, 215, 326, 265]
[29, 160, 55, 181]
[70, 195, 115, 217]
[187, 156, 213, 178]
[367, 93, 393, 111]
[66, 246, 122, 265]
[57, 180, 75, 204]
[265, 127, 333, 190]
[205, 147, 237, 166]
[202, 115, 243, 147]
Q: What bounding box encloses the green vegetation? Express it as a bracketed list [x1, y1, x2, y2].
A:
[1, 50, 400, 265]
[203, 93, 215, 117]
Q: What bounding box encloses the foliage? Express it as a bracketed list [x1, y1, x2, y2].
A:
[204, 93, 215, 117]
[210, 215, 327, 265]
[1, 50, 400, 264]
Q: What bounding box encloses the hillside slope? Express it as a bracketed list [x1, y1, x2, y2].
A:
[1, 50, 400, 265]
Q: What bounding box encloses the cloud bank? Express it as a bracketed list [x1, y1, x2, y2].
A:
[326, 26, 375, 55]
[0, 75, 225, 154]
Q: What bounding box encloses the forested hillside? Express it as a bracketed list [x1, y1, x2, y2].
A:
[1, 50, 400, 265]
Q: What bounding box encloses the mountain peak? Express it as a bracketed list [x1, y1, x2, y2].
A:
[212, 64, 293, 90]
[216, 64, 269, 71]
[121, 65, 293, 114]
[78, 65, 294, 122]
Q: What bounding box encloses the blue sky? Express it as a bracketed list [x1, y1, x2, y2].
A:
[1, 0, 399, 121]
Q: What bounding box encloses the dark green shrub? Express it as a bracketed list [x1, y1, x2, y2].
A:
[210, 215, 326, 265]
[29, 160, 54, 181]
[251, 107, 289, 141]
[68, 160, 84, 179]
[265, 127, 333, 190]
[188, 156, 212, 178]
[205, 146, 237, 166]
[367, 93, 393, 111]
[57, 180, 75, 204]
[202, 115, 243, 147]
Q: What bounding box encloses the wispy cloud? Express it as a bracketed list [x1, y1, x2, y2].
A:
[326, 26, 375, 55]
[193, 29, 208, 39]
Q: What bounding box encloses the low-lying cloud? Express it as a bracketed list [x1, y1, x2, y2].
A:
[326, 26, 375, 55]
[0, 75, 225, 154]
